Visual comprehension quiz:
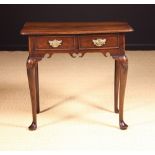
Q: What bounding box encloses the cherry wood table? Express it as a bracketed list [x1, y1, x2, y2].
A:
[21, 22, 133, 131]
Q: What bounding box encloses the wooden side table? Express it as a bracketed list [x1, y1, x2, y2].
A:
[21, 22, 133, 131]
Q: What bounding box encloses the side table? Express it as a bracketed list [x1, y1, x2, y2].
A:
[21, 22, 133, 130]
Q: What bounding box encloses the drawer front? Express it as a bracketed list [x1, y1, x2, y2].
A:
[34, 36, 76, 51]
[78, 34, 119, 50]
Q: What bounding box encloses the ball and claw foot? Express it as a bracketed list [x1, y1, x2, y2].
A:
[28, 122, 37, 131]
[119, 120, 128, 130]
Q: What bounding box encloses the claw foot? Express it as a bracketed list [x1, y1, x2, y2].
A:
[119, 120, 128, 130]
[28, 122, 37, 131]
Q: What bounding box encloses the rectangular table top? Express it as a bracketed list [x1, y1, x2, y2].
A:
[21, 22, 133, 35]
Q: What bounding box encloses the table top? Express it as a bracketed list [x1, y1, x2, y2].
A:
[21, 22, 133, 35]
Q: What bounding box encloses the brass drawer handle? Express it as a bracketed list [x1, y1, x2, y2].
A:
[48, 39, 62, 48]
[92, 38, 106, 47]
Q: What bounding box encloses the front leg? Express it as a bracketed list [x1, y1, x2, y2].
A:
[26, 57, 38, 131]
[118, 55, 128, 130]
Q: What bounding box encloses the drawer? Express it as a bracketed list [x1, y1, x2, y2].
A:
[34, 36, 76, 51]
[78, 34, 119, 50]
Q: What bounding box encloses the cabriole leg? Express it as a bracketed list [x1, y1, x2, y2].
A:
[26, 57, 38, 131]
[113, 55, 128, 130]
[118, 55, 128, 130]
